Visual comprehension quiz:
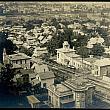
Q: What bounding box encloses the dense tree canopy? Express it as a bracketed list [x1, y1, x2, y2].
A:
[46, 27, 73, 55]
[5, 40, 18, 55]
[1, 64, 14, 84]
[76, 46, 90, 58]
[19, 46, 34, 57]
[91, 44, 105, 56]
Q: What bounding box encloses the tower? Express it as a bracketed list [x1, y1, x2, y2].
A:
[3, 48, 8, 64]
[63, 41, 70, 50]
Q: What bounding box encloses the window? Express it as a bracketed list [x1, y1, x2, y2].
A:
[25, 60, 27, 64]
[43, 83, 46, 88]
[12, 61, 16, 64]
[49, 96, 51, 102]
[20, 60, 22, 64]
[16, 60, 18, 64]
[61, 96, 68, 100]
[58, 53, 59, 58]
[68, 95, 73, 99]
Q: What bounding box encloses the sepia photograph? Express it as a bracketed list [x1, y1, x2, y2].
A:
[0, 1, 110, 108]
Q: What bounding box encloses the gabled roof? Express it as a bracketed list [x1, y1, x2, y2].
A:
[31, 63, 49, 73]
[8, 53, 31, 61]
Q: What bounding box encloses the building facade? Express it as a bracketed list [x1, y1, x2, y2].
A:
[48, 77, 95, 108]
[7, 53, 31, 69]
[56, 41, 110, 77]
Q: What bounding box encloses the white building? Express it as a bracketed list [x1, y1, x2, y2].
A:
[31, 62, 55, 88]
[7, 53, 31, 69]
[56, 41, 80, 66]
[48, 77, 95, 108]
[56, 41, 110, 77]
[32, 47, 48, 58]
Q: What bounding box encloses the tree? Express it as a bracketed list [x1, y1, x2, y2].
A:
[77, 46, 90, 58]
[73, 34, 88, 48]
[91, 44, 105, 56]
[51, 18, 59, 28]
[5, 40, 18, 55]
[1, 64, 14, 84]
[24, 22, 34, 31]
[19, 46, 34, 57]
[46, 27, 74, 56]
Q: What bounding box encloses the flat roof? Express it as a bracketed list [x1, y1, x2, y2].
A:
[66, 53, 80, 58]
[56, 48, 75, 53]
[48, 84, 72, 96]
[63, 77, 95, 91]
[84, 57, 98, 63]
[27, 95, 40, 104]
[55, 84, 71, 92]
[94, 58, 110, 67]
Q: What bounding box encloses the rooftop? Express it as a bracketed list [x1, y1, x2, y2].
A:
[94, 58, 110, 67]
[84, 57, 98, 64]
[63, 77, 95, 91]
[56, 48, 75, 53]
[48, 84, 72, 97]
[31, 62, 49, 73]
[27, 95, 40, 104]
[38, 71, 55, 80]
[8, 53, 31, 61]
[19, 69, 34, 75]
[66, 52, 80, 58]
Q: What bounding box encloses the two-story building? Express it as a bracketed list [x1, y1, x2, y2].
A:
[31, 62, 55, 88]
[7, 53, 31, 69]
[56, 41, 110, 77]
[32, 47, 48, 58]
[48, 76, 95, 108]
